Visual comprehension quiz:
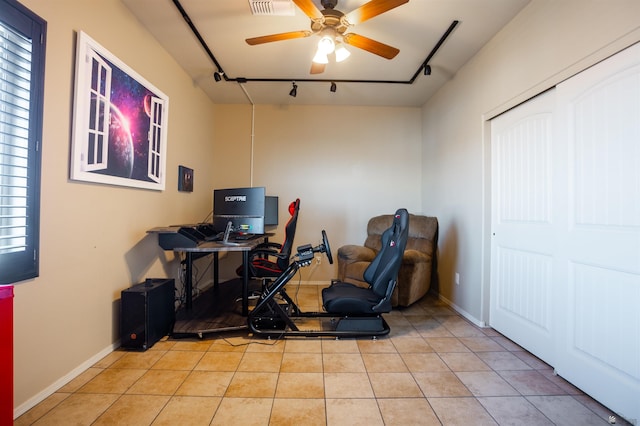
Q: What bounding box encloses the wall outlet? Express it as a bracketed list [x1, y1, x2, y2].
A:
[455, 273, 460, 285]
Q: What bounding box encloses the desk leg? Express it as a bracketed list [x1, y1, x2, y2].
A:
[185, 252, 193, 310]
[213, 253, 219, 290]
[242, 250, 249, 316]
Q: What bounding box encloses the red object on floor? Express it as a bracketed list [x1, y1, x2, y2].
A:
[0, 285, 13, 423]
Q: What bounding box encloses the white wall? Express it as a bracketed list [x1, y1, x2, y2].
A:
[14, 0, 217, 413]
[421, 0, 640, 323]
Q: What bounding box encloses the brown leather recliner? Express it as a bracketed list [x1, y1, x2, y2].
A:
[337, 213, 438, 307]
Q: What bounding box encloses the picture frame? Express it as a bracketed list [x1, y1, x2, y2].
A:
[70, 31, 169, 191]
[178, 166, 193, 192]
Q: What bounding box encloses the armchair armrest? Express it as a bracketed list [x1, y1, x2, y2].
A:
[337, 245, 376, 263]
[337, 245, 377, 284]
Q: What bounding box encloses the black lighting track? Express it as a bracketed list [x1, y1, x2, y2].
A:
[172, 0, 458, 85]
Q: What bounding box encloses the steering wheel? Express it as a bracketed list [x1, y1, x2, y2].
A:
[321, 230, 333, 264]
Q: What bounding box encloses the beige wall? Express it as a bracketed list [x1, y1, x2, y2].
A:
[14, 0, 217, 412]
[211, 104, 423, 282]
[421, 0, 640, 323]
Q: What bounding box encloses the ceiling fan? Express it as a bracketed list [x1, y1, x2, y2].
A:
[246, 0, 409, 74]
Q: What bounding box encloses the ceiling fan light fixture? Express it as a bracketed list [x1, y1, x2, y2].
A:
[289, 81, 297, 97]
[334, 43, 350, 62]
[312, 50, 329, 64]
[317, 35, 335, 55]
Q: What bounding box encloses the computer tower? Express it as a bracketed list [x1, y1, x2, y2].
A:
[121, 278, 175, 350]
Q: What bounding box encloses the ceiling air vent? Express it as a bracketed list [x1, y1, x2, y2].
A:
[248, 0, 295, 16]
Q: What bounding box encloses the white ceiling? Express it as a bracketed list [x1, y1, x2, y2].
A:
[121, 0, 531, 106]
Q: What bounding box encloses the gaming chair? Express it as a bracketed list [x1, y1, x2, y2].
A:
[238, 198, 300, 279]
[322, 208, 409, 314]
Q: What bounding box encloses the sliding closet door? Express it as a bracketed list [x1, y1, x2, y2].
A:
[490, 90, 557, 365]
[554, 42, 640, 424]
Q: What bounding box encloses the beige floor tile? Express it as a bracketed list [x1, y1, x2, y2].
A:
[270, 398, 326, 426]
[476, 351, 533, 371]
[170, 339, 213, 352]
[324, 372, 374, 398]
[110, 350, 165, 369]
[30, 393, 116, 426]
[211, 397, 273, 426]
[151, 350, 205, 370]
[321, 338, 360, 353]
[527, 395, 607, 425]
[92, 350, 126, 368]
[478, 396, 554, 425]
[390, 336, 434, 353]
[208, 337, 249, 352]
[326, 398, 383, 426]
[428, 396, 498, 425]
[498, 370, 566, 396]
[237, 351, 283, 372]
[245, 338, 285, 352]
[455, 371, 520, 397]
[194, 351, 243, 371]
[368, 372, 423, 398]
[281, 352, 323, 372]
[58, 367, 104, 393]
[126, 369, 190, 395]
[152, 395, 220, 425]
[77, 368, 147, 394]
[148, 339, 176, 352]
[276, 372, 325, 398]
[323, 352, 366, 373]
[284, 338, 323, 353]
[377, 398, 441, 425]
[14, 392, 71, 426]
[413, 371, 472, 397]
[93, 394, 169, 426]
[401, 352, 450, 372]
[357, 338, 397, 353]
[425, 337, 471, 353]
[362, 353, 408, 372]
[459, 336, 509, 352]
[175, 370, 234, 396]
[439, 352, 492, 372]
[225, 372, 279, 397]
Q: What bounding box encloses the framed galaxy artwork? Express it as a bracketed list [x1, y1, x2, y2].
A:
[70, 31, 169, 190]
[178, 166, 193, 192]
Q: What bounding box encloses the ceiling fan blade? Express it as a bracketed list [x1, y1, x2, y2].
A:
[310, 62, 326, 74]
[343, 33, 399, 59]
[293, 0, 324, 20]
[246, 30, 312, 45]
[344, 0, 409, 25]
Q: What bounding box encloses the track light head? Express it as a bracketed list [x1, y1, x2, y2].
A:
[330, 82, 337, 93]
[423, 64, 432, 76]
[289, 82, 297, 97]
[213, 71, 223, 82]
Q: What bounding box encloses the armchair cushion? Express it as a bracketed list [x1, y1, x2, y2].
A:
[337, 214, 438, 307]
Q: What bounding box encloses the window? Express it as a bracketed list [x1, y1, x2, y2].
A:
[0, 0, 46, 284]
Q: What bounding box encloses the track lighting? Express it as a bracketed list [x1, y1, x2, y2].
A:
[330, 82, 337, 93]
[213, 71, 223, 82]
[423, 64, 431, 76]
[289, 82, 297, 97]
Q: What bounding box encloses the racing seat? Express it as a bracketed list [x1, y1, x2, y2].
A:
[238, 198, 300, 280]
[322, 208, 409, 315]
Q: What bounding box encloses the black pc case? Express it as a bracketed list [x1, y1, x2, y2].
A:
[121, 278, 175, 350]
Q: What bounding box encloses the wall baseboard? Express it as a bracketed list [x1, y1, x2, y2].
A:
[437, 294, 487, 328]
[14, 341, 120, 419]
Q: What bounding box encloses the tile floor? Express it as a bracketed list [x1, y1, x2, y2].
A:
[16, 286, 629, 425]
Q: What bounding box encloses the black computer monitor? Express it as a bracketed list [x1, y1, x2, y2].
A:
[213, 187, 266, 233]
[265, 196, 278, 226]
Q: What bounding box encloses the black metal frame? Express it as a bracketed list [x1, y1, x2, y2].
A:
[248, 235, 391, 338]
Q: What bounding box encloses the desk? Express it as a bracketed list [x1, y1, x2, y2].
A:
[174, 240, 262, 316]
[147, 226, 265, 317]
